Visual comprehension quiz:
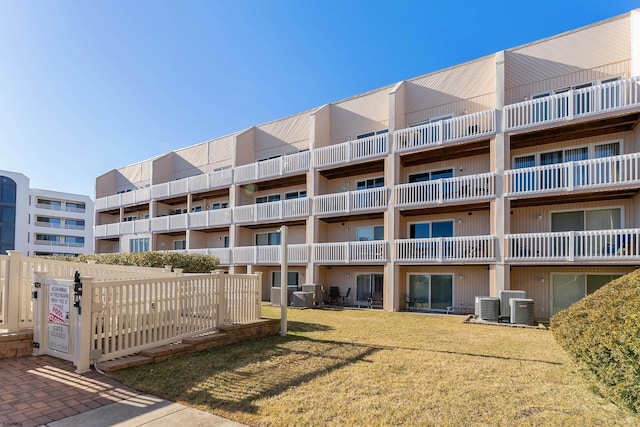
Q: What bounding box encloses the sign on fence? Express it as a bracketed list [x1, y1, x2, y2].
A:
[48, 285, 71, 353]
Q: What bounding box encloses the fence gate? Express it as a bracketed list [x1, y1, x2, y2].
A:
[31, 272, 90, 373]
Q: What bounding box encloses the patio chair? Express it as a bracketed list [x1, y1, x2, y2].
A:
[340, 287, 351, 306]
[328, 286, 340, 305]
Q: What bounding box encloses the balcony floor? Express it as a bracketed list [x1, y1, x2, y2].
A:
[400, 139, 490, 167]
[509, 188, 639, 208]
[510, 111, 640, 150]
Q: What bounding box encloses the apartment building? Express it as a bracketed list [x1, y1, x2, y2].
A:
[0, 170, 94, 257]
[94, 10, 640, 320]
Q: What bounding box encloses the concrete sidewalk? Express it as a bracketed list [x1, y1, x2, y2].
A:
[45, 394, 246, 427]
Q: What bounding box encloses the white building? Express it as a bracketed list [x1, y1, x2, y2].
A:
[0, 170, 94, 256]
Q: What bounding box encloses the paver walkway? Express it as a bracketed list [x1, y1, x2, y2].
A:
[0, 355, 142, 427]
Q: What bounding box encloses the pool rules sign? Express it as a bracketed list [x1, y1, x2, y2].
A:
[48, 285, 71, 353]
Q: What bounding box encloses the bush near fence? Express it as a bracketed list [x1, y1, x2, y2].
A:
[551, 270, 640, 413]
[39, 252, 219, 273]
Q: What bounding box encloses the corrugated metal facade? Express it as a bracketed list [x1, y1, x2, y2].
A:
[505, 15, 631, 103]
[330, 88, 390, 144]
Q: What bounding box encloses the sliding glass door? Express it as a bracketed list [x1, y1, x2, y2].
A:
[408, 274, 453, 311]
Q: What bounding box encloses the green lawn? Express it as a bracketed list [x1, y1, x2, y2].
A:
[112, 305, 638, 426]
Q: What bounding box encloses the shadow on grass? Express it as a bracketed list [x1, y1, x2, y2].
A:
[369, 343, 564, 366]
[286, 320, 334, 333]
[118, 335, 380, 416]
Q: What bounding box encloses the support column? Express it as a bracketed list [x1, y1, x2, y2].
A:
[385, 81, 405, 312]
[490, 51, 510, 296]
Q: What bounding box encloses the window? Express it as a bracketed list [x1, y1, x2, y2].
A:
[285, 190, 306, 200]
[356, 129, 388, 139]
[223, 235, 229, 248]
[552, 274, 621, 315]
[551, 208, 621, 257]
[37, 199, 61, 210]
[356, 273, 384, 305]
[409, 221, 454, 238]
[356, 177, 384, 190]
[356, 226, 384, 241]
[211, 202, 229, 210]
[36, 234, 60, 243]
[65, 219, 85, 229]
[123, 215, 137, 222]
[255, 232, 280, 246]
[409, 168, 453, 183]
[66, 236, 85, 246]
[174, 240, 186, 250]
[37, 217, 61, 227]
[271, 271, 299, 289]
[129, 238, 150, 253]
[256, 194, 281, 204]
[408, 274, 453, 311]
[551, 208, 621, 232]
[191, 206, 203, 212]
[65, 202, 86, 213]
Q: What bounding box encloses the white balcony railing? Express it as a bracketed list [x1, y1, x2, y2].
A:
[312, 241, 388, 263]
[314, 187, 389, 216]
[189, 209, 233, 229]
[234, 198, 311, 224]
[505, 76, 640, 131]
[395, 236, 496, 262]
[506, 229, 640, 262]
[313, 133, 389, 169]
[188, 168, 233, 193]
[505, 153, 640, 196]
[395, 173, 495, 207]
[234, 151, 311, 184]
[233, 245, 309, 264]
[394, 110, 496, 153]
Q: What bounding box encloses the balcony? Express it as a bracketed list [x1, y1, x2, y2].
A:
[505, 153, 640, 197]
[151, 213, 188, 233]
[313, 133, 389, 169]
[314, 187, 389, 216]
[187, 168, 233, 193]
[504, 76, 640, 132]
[234, 198, 311, 224]
[233, 244, 309, 265]
[234, 151, 310, 184]
[95, 188, 151, 211]
[312, 240, 388, 264]
[186, 248, 233, 265]
[394, 110, 496, 153]
[189, 208, 233, 229]
[95, 219, 152, 238]
[395, 173, 495, 208]
[395, 235, 497, 263]
[506, 229, 640, 262]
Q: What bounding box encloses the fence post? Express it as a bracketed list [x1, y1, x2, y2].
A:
[6, 250, 22, 332]
[31, 271, 48, 356]
[215, 271, 226, 327]
[255, 271, 262, 320]
[75, 276, 93, 373]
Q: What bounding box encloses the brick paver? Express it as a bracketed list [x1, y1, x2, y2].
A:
[0, 355, 142, 427]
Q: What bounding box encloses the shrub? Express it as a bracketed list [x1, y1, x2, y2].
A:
[551, 270, 640, 413]
[38, 252, 219, 273]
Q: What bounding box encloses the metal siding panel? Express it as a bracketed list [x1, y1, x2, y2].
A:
[330, 89, 390, 144]
[506, 16, 631, 90]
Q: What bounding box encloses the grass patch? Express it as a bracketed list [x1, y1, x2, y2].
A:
[112, 306, 638, 426]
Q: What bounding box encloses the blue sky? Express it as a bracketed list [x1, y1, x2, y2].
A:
[1, 0, 638, 197]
